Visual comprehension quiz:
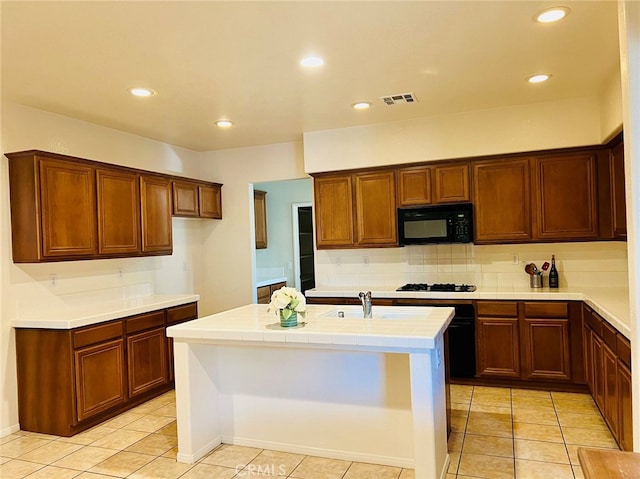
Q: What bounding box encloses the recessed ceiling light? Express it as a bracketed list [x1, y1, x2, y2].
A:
[129, 87, 155, 97]
[300, 56, 324, 68]
[535, 6, 570, 23]
[352, 102, 372, 110]
[216, 120, 233, 128]
[528, 74, 551, 83]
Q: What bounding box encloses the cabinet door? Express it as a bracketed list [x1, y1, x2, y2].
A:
[433, 163, 469, 204]
[140, 176, 173, 253]
[592, 334, 605, 412]
[476, 317, 520, 378]
[254, 190, 268, 249]
[521, 318, 571, 381]
[97, 169, 140, 255]
[473, 158, 532, 242]
[314, 175, 354, 247]
[172, 181, 199, 217]
[127, 327, 168, 397]
[617, 362, 633, 451]
[355, 170, 397, 245]
[397, 167, 432, 206]
[533, 153, 598, 240]
[603, 343, 619, 439]
[199, 184, 222, 219]
[610, 142, 626, 239]
[583, 325, 594, 394]
[75, 339, 126, 422]
[39, 157, 97, 258]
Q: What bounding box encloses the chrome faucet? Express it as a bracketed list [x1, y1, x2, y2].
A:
[358, 291, 372, 318]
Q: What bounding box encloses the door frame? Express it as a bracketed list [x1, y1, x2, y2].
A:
[291, 202, 312, 292]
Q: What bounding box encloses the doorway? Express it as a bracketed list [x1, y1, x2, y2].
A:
[292, 202, 315, 294]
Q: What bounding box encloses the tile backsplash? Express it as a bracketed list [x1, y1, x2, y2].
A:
[314, 241, 629, 290]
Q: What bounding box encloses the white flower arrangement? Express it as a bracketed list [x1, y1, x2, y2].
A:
[267, 286, 306, 320]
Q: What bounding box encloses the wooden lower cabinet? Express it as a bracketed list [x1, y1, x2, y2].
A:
[476, 300, 579, 385]
[583, 304, 633, 450]
[476, 301, 520, 378]
[617, 362, 633, 451]
[257, 281, 287, 305]
[15, 302, 197, 436]
[127, 328, 168, 397]
[477, 317, 521, 378]
[75, 339, 126, 422]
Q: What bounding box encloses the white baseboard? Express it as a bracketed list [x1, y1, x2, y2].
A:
[0, 423, 20, 438]
[221, 435, 415, 469]
[176, 436, 222, 464]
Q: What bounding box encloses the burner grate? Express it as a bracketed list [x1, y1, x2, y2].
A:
[396, 283, 476, 292]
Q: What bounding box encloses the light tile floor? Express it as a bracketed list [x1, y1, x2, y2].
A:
[0, 385, 619, 479]
[448, 385, 619, 479]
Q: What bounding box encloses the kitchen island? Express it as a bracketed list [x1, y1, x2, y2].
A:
[167, 303, 454, 479]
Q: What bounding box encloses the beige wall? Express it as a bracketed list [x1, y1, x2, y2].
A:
[198, 142, 307, 315]
[0, 103, 207, 436]
[303, 96, 604, 174]
[600, 66, 624, 141]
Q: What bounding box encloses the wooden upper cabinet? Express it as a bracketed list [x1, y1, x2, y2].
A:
[398, 167, 432, 206]
[140, 175, 173, 254]
[7, 151, 101, 261]
[314, 174, 355, 248]
[355, 170, 397, 245]
[199, 184, 222, 219]
[172, 180, 199, 217]
[433, 163, 470, 203]
[397, 162, 469, 206]
[473, 158, 532, 243]
[533, 152, 599, 240]
[610, 141, 626, 239]
[172, 180, 222, 219]
[39, 157, 98, 259]
[97, 168, 140, 255]
[254, 190, 268, 249]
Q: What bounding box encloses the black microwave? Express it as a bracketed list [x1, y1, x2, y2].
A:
[398, 203, 473, 245]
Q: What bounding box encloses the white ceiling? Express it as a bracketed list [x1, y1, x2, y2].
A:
[1, 1, 620, 152]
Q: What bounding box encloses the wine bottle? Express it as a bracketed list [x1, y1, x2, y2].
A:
[549, 254, 559, 288]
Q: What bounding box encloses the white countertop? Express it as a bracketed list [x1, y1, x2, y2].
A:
[256, 276, 288, 288]
[306, 285, 632, 339]
[11, 294, 200, 330]
[167, 303, 454, 351]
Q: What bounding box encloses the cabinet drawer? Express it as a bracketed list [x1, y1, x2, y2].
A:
[617, 335, 631, 369]
[586, 311, 603, 336]
[126, 311, 166, 335]
[601, 321, 618, 352]
[476, 301, 518, 317]
[73, 320, 123, 349]
[167, 302, 198, 325]
[523, 302, 568, 318]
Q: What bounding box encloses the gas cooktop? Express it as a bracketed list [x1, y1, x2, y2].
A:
[396, 283, 477, 292]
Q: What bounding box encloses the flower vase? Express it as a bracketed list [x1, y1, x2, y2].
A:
[279, 310, 298, 328]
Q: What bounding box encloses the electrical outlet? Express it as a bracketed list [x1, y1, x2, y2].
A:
[512, 254, 519, 265]
[49, 274, 57, 286]
[118, 267, 123, 279]
[363, 256, 369, 265]
[183, 262, 188, 272]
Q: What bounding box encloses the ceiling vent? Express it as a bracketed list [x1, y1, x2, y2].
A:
[380, 92, 418, 105]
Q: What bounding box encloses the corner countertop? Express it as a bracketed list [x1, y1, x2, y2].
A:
[11, 293, 200, 330]
[167, 303, 454, 351]
[305, 286, 631, 339]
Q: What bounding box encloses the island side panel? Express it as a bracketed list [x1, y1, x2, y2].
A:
[174, 341, 222, 463]
[214, 345, 415, 466]
[409, 332, 449, 479]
